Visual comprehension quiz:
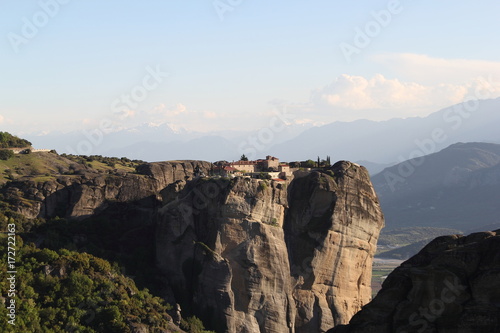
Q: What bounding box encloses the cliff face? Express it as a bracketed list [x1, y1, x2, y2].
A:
[157, 176, 293, 333]
[156, 161, 384, 332]
[286, 162, 384, 331]
[2, 161, 212, 219]
[3, 158, 384, 332]
[329, 230, 500, 333]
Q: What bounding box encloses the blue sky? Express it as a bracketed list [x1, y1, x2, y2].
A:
[2, 0, 500, 135]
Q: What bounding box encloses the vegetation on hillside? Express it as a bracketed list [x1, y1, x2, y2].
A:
[60, 154, 145, 170]
[288, 156, 332, 169]
[0, 132, 31, 148]
[0, 151, 74, 183]
[0, 201, 216, 332]
[0, 239, 177, 332]
[0, 137, 215, 332]
[376, 227, 463, 259]
[376, 239, 432, 260]
[0, 152, 147, 184]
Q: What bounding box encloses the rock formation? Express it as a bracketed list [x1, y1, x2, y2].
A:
[156, 161, 384, 332]
[3, 158, 384, 332]
[2, 160, 212, 219]
[328, 230, 500, 333]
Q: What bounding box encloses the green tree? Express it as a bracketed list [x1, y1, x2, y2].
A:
[0, 131, 31, 148]
[321, 156, 331, 168]
[240, 154, 248, 161]
[181, 316, 216, 333]
[303, 159, 315, 168]
[0, 239, 178, 332]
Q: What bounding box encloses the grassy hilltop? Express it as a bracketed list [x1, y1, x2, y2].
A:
[0, 151, 145, 184]
[0, 132, 214, 333]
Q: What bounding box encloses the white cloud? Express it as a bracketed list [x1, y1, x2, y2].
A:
[150, 103, 186, 118]
[115, 109, 136, 119]
[372, 53, 500, 85]
[307, 73, 500, 121]
[203, 111, 217, 119]
[168, 103, 187, 116]
[313, 74, 465, 110]
[0, 115, 4, 123]
[271, 54, 500, 125]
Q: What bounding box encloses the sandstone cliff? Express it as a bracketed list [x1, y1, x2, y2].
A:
[156, 161, 384, 332]
[3, 158, 384, 332]
[328, 230, 500, 333]
[2, 160, 212, 219]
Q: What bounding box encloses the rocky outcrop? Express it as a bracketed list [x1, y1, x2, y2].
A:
[4, 158, 384, 332]
[135, 160, 213, 189]
[328, 230, 500, 333]
[286, 161, 384, 331]
[2, 161, 212, 219]
[156, 161, 384, 332]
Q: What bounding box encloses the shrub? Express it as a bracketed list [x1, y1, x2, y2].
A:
[181, 316, 216, 333]
[259, 181, 268, 191]
[0, 149, 14, 160]
[256, 172, 271, 180]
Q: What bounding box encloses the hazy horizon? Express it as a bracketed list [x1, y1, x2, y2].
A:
[3, 1, 500, 139]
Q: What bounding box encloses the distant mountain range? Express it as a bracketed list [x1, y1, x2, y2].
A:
[372, 141, 500, 232]
[26, 122, 313, 162]
[269, 97, 500, 163]
[25, 98, 500, 164]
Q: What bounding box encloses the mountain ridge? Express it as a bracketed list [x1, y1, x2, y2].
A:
[372, 141, 500, 232]
[21, 97, 500, 163]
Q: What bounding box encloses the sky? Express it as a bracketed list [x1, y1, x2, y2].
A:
[2, 0, 500, 136]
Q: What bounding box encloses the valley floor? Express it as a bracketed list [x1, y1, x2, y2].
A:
[371, 258, 403, 296]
